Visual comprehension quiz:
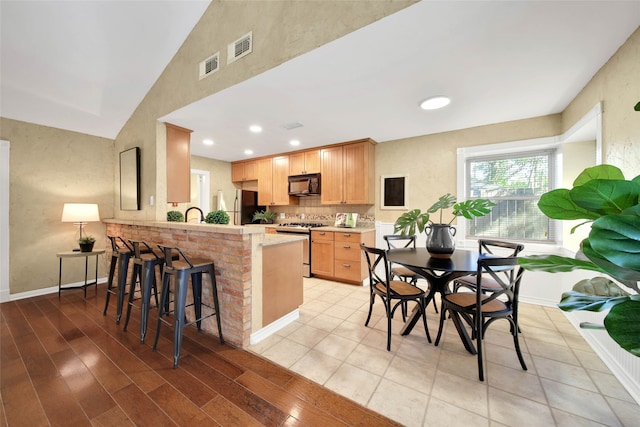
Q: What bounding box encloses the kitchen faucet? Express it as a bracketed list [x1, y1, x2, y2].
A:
[184, 206, 205, 223]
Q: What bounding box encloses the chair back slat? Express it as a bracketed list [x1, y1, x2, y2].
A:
[108, 235, 132, 253]
[476, 257, 523, 309]
[383, 234, 417, 250]
[158, 245, 194, 268]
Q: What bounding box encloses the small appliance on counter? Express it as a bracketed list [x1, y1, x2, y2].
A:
[334, 213, 358, 228]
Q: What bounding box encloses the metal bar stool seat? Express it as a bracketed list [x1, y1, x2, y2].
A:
[103, 236, 134, 324]
[153, 245, 224, 368]
[123, 240, 165, 343]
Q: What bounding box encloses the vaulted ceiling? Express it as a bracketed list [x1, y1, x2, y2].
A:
[2, 1, 639, 162]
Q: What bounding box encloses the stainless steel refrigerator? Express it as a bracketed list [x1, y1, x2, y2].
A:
[233, 190, 265, 225]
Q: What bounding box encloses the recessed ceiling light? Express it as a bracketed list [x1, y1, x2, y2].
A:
[203, 139, 214, 146]
[249, 125, 262, 133]
[244, 149, 254, 155]
[420, 96, 451, 110]
[290, 139, 300, 146]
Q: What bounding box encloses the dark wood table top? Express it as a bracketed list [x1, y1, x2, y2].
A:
[387, 248, 480, 275]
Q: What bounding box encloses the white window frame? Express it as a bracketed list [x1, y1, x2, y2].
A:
[456, 103, 602, 253]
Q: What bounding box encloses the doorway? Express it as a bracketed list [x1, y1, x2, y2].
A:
[191, 169, 210, 214]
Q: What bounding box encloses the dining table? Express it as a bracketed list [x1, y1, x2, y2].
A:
[387, 247, 482, 354]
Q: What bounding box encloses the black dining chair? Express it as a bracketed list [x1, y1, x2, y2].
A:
[435, 256, 527, 381]
[452, 239, 524, 294]
[384, 234, 438, 314]
[361, 244, 431, 351]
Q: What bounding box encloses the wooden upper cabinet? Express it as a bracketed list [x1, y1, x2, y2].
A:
[258, 156, 298, 206]
[232, 160, 258, 182]
[320, 146, 344, 205]
[166, 123, 192, 204]
[257, 158, 273, 206]
[321, 140, 375, 205]
[289, 149, 321, 175]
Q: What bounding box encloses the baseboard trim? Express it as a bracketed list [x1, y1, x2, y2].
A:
[7, 277, 108, 302]
[250, 309, 299, 345]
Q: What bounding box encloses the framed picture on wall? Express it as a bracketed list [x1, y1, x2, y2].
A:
[380, 174, 407, 210]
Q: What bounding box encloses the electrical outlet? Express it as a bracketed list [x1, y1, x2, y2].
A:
[279, 212, 285, 219]
[300, 213, 305, 219]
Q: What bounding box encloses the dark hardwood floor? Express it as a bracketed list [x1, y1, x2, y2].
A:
[0, 284, 400, 426]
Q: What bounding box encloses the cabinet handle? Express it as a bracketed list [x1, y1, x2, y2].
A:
[343, 234, 351, 237]
[319, 232, 326, 235]
[342, 263, 351, 267]
[343, 245, 350, 248]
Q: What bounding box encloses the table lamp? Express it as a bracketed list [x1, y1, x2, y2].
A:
[61, 203, 100, 249]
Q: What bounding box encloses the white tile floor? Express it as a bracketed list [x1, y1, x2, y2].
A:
[248, 277, 640, 426]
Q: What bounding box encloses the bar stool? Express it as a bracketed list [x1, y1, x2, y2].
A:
[122, 240, 163, 343]
[103, 236, 133, 324]
[153, 245, 224, 368]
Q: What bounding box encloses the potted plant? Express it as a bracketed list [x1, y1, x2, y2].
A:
[518, 164, 640, 357]
[167, 210, 184, 222]
[205, 210, 230, 224]
[253, 210, 277, 224]
[394, 193, 495, 258]
[78, 235, 96, 252]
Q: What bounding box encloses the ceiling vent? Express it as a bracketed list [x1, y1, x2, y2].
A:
[199, 52, 220, 80]
[228, 31, 252, 64]
[283, 122, 303, 130]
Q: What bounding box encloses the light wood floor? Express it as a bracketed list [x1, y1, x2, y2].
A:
[0, 284, 400, 426]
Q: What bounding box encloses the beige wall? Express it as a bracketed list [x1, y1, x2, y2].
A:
[1, 118, 114, 294]
[114, 0, 417, 222]
[562, 26, 640, 177]
[374, 114, 562, 223]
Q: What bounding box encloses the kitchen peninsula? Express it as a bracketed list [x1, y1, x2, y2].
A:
[104, 219, 304, 348]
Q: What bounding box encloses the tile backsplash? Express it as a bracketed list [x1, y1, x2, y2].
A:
[270, 195, 375, 225]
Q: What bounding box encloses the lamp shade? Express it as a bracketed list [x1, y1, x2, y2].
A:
[61, 203, 100, 223]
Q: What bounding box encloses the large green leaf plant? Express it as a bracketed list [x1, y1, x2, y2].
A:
[519, 164, 640, 356]
[394, 193, 495, 235]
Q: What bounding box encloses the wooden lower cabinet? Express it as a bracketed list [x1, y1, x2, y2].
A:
[311, 229, 374, 284]
[311, 230, 334, 277]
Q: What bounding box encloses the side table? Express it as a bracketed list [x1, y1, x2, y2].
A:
[57, 249, 105, 297]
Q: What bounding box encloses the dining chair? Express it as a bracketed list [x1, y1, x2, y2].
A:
[434, 256, 527, 381]
[383, 234, 438, 314]
[452, 239, 524, 294]
[361, 244, 431, 351]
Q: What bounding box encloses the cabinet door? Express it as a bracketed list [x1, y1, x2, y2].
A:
[166, 123, 192, 203]
[289, 152, 306, 175]
[311, 231, 334, 276]
[257, 158, 273, 206]
[271, 156, 292, 205]
[320, 146, 344, 204]
[244, 160, 258, 180]
[303, 149, 321, 174]
[231, 162, 244, 183]
[343, 142, 371, 204]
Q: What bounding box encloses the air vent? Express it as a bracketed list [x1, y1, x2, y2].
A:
[283, 122, 303, 130]
[227, 31, 252, 64]
[199, 52, 219, 80]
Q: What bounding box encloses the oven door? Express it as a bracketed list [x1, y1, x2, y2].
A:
[275, 230, 311, 278]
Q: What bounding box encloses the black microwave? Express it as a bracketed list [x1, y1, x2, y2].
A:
[288, 173, 321, 196]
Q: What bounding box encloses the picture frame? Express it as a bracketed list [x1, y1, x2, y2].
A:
[380, 174, 407, 210]
[120, 147, 141, 210]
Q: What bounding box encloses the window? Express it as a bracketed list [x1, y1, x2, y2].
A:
[465, 149, 556, 242]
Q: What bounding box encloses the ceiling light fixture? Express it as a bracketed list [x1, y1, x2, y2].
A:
[244, 149, 254, 155]
[203, 139, 214, 146]
[290, 140, 300, 146]
[420, 96, 451, 110]
[249, 125, 262, 133]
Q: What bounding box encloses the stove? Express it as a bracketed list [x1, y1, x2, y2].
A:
[275, 223, 326, 278]
[278, 222, 326, 231]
